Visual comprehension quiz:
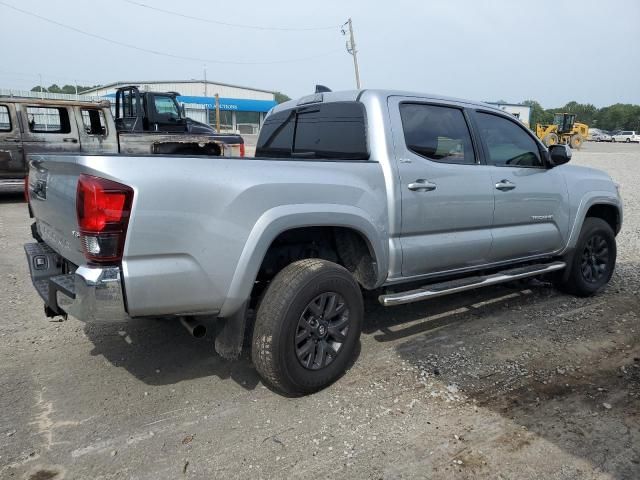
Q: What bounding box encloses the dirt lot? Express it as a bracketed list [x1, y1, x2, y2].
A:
[0, 142, 638, 480]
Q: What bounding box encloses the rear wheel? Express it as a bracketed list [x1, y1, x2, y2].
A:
[555, 218, 616, 297]
[252, 259, 363, 395]
[612, 138, 616, 142]
[626, 138, 631, 143]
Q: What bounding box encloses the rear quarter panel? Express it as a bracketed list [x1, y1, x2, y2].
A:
[86, 155, 390, 317]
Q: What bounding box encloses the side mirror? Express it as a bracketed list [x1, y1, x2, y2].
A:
[180, 104, 186, 119]
[548, 144, 572, 166]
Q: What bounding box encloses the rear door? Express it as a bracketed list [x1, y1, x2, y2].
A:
[388, 97, 495, 276]
[75, 106, 118, 154]
[0, 103, 23, 179]
[471, 110, 569, 262]
[19, 104, 81, 157]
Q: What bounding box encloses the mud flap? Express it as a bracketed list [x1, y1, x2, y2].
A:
[214, 302, 248, 360]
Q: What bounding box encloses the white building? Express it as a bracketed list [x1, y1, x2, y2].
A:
[82, 80, 277, 134]
[487, 102, 531, 127]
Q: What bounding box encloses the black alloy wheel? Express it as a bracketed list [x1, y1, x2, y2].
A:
[295, 292, 350, 370]
[580, 234, 610, 284]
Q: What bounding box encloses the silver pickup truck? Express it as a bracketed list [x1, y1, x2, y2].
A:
[24, 89, 622, 395]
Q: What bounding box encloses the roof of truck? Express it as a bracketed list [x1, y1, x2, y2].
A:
[0, 95, 111, 108]
[272, 89, 505, 115]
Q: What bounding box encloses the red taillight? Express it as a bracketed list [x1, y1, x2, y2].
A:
[76, 174, 134, 264]
[239, 143, 245, 157]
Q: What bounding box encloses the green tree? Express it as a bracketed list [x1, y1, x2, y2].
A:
[274, 91, 291, 104]
[29, 84, 101, 94]
[522, 99, 552, 128]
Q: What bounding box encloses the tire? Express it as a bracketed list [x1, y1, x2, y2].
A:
[612, 138, 616, 142]
[543, 133, 559, 147]
[252, 259, 363, 395]
[570, 134, 583, 149]
[626, 138, 631, 143]
[555, 218, 616, 297]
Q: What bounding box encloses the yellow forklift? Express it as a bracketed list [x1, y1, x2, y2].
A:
[536, 113, 589, 149]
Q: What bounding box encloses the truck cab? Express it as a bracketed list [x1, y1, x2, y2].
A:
[115, 86, 218, 135]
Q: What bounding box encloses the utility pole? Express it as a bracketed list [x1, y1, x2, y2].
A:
[343, 18, 361, 89]
[204, 65, 207, 97]
[214, 93, 221, 133]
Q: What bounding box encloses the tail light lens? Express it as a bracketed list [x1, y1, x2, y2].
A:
[76, 174, 134, 264]
[239, 143, 245, 157]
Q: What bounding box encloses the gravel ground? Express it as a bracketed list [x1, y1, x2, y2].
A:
[0, 142, 638, 480]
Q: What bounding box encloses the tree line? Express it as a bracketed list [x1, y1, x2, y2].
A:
[30, 84, 102, 94]
[523, 100, 640, 132]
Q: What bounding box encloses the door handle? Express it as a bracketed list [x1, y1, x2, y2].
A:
[5, 137, 20, 142]
[408, 179, 437, 192]
[495, 179, 516, 191]
[63, 138, 78, 143]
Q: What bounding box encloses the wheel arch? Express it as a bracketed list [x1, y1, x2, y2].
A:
[219, 205, 388, 318]
[564, 195, 622, 252]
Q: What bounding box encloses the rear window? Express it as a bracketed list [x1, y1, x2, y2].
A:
[80, 108, 107, 135]
[256, 102, 368, 160]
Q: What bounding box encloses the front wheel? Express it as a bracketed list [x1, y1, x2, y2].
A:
[626, 138, 631, 143]
[252, 259, 363, 395]
[555, 218, 616, 297]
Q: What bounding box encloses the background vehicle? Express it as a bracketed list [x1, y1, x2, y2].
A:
[24, 89, 622, 395]
[611, 130, 639, 142]
[536, 112, 589, 148]
[589, 129, 612, 142]
[113, 86, 244, 154]
[0, 93, 244, 192]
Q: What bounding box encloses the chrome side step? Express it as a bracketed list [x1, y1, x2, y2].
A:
[379, 261, 566, 307]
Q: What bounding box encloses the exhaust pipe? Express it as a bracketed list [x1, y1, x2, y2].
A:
[180, 316, 206, 339]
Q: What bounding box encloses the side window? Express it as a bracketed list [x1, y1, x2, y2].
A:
[475, 112, 543, 168]
[0, 105, 11, 131]
[153, 96, 179, 117]
[26, 106, 71, 134]
[80, 109, 107, 135]
[400, 103, 476, 165]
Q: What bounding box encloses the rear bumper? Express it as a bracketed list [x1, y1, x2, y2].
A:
[24, 242, 128, 322]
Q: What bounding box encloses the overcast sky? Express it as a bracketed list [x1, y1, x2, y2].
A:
[0, 0, 638, 107]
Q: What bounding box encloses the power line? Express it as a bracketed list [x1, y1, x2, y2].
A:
[0, 1, 342, 65]
[123, 0, 340, 32]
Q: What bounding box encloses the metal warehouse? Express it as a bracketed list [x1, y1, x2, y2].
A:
[81, 80, 278, 134]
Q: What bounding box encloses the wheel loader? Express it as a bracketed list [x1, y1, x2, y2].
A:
[536, 113, 588, 149]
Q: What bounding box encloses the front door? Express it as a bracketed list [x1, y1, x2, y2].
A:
[0, 103, 24, 179]
[471, 110, 569, 262]
[388, 97, 495, 277]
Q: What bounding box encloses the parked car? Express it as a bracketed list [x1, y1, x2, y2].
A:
[0, 95, 244, 192]
[611, 131, 639, 142]
[592, 131, 612, 142]
[23, 89, 623, 395]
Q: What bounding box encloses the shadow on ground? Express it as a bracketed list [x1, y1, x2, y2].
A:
[82, 316, 262, 391]
[0, 192, 25, 204]
[387, 265, 639, 479]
